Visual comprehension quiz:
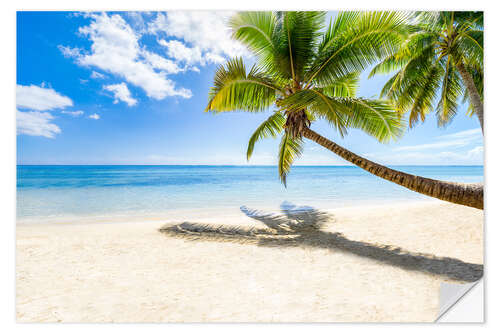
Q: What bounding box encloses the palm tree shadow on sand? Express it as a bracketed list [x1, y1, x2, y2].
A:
[159, 202, 483, 282]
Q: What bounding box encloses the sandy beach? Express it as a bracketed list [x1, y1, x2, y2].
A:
[16, 201, 483, 322]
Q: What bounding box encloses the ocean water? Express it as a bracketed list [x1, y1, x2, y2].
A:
[17, 165, 483, 223]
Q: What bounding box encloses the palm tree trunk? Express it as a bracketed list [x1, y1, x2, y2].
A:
[302, 127, 483, 209]
[456, 62, 484, 133]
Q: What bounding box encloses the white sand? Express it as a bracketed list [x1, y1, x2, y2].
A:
[16, 201, 483, 322]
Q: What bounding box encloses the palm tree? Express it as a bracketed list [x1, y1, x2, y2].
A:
[371, 11, 483, 131]
[205, 11, 483, 210]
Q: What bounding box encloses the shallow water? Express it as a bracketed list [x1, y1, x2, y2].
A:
[17, 165, 483, 222]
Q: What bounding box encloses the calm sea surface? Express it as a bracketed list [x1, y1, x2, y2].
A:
[17, 165, 483, 222]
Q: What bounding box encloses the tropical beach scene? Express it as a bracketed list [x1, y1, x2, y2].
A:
[16, 10, 483, 322]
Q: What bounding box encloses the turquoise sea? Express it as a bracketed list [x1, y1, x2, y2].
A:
[17, 165, 483, 223]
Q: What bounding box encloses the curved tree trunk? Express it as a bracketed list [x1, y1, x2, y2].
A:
[302, 127, 483, 210]
[456, 62, 484, 133]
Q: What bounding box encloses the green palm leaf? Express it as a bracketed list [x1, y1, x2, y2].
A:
[455, 29, 483, 68]
[342, 98, 405, 142]
[276, 89, 348, 136]
[373, 10, 484, 130]
[318, 71, 360, 97]
[278, 132, 303, 186]
[206, 11, 458, 184]
[205, 57, 281, 113]
[306, 11, 410, 87]
[229, 12, 284, 80]
[369, 31, 436, 78]
[462, 62, 483, 116]
[247, 112, 286, 160]
[436, 58, 463, 126]
[318, 12, 360, 54]
[404, 64, 442, 128]
[378, 46, 435, 114]
[274, 11, 326, 81]
[277, 90, 404, 142]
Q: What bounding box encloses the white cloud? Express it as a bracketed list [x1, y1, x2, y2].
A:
[17, 110, 61, 138]
[17, 84, 73, 111]
[466, 146, 484, 159]
[58, 45, 82, 58]
[363, 128, 483, 165]
[158, 39, 203, 65]
[103, 83, 138, 106]
[141, 50, 184, 74]
[393, 128, 483, 152]
[90, 71, 106, 79]
[88, 113, 100, 120]
[149, 12, 248, 66]
[393, 140, 469, 152]
[61, 13, 192, 100]
[61, 110, 84, 117]
[125, 12, 151, 33]
[437, 128, 482, 140]
[365, 149, 483, 166]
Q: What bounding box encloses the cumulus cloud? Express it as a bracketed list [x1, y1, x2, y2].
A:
[141, 50, 184, 74]
[17, 84, 73, 111]
[60, 12, 249, 102]
[149, 11, 247, 67]
[103, 83, 138, 106]
[17, 110, 61, 138]
[88, 113, 100, 120]
[125, 11, 151, 33]
[59, 12, 192, 100]
[158, 39, 203, 65]
[61, 110, 84, 117]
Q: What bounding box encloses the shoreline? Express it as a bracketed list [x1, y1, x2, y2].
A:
[17, 201, 483, 322]
[16, 198, 440, 226]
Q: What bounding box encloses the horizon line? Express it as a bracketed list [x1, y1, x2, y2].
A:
[17, 164, 485, 167]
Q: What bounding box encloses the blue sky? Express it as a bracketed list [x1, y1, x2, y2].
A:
[16, 11, 483, 165]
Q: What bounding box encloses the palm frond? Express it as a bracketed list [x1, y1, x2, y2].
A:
[278, 132, 303, 186]
[277, 90, 348, 137]
[405, 64, 443, 128]
[342, 98, 405, 142]
[305, 11, 411, 87]
[272, 11, 326, 82]
[229, 12, 284, 79]
[414, 11, 442, 31]
[437, 58, 463, 127]
[318, 11, 361, 54]
[205, 57, 281, 113]
[247, 112, 286, 160]
[455, 29, 483, 69]
[462, 62, 483, 116]
[369, 31, 437, 77]
[318, 71, 360, 97]
[278, 90, 404, 142]
[453, 11, 483, 29]
[369, 53, 410, 78]
[378, 46, 435, 104]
